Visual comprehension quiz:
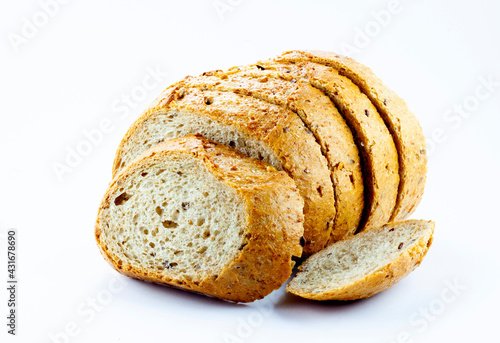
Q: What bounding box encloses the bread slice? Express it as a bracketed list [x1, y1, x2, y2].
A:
[226, 62, 399, 233]
[276, 50, 427, 221]
[182, 72, 364, 243]
[96, 135, 304, 303]
[287, 219, 434, 301]
[112, 86, 335, 255]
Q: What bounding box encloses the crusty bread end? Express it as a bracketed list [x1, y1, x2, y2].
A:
[287, 219, 434, 301]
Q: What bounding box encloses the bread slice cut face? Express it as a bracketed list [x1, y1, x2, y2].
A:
[96, 135, 304, 303]
[287, 219, 434, 301]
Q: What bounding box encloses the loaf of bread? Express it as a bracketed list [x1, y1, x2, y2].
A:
[96, 50, 432, 303]
[287, 220, 434, 300]
[96, 135, 304, 303]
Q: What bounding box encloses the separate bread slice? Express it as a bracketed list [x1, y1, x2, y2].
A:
[287, 219, 434, 301]
[96, 135, 304, 303]
[276, 50, 427, 221]
[225, 62, 399, 233]
[112, 86, 335, 255]
[183, 72, 364, 242]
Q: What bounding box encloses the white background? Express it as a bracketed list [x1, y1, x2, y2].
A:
[1, 0, 500, 342]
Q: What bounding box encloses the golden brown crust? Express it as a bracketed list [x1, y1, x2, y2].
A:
[287, 220, 434, 301]
[181, 72, 363, 243]
[96, 135, 304, 303]
[277, 50, 427, 221]
[112, 86, 335, 255]
[228, 62, 399, 233]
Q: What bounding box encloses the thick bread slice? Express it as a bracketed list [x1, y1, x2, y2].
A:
[112, 86, 335, 255]
[96, 135, 304, 303]
[287, 219, 434, 301]
[182, 72, 363, 242]
[276, 50, 427, 221]
[226, 62, 399, 233]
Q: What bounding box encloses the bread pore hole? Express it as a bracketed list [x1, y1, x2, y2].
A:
[133, 214, 140, 224]
[162, 220, 178, 229]
[114, 192, 131, 206]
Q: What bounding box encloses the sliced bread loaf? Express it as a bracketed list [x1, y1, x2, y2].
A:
[96, 135, 304, 303]
[225, 62, 399, 233]
[287, 219, 434, 301]
[182, 72, 364, 243]
[112, 86, 335, 255]
[276, 50, 427, 221]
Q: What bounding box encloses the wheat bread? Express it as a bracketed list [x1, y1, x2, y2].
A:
[276, 50, 427, 221]
[182, 72, 363, 243]
[96, 135, 304, 303]
[224, 62, 399, 233]
[287, 219, 434, 301]
[112, 86, 335, 255]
